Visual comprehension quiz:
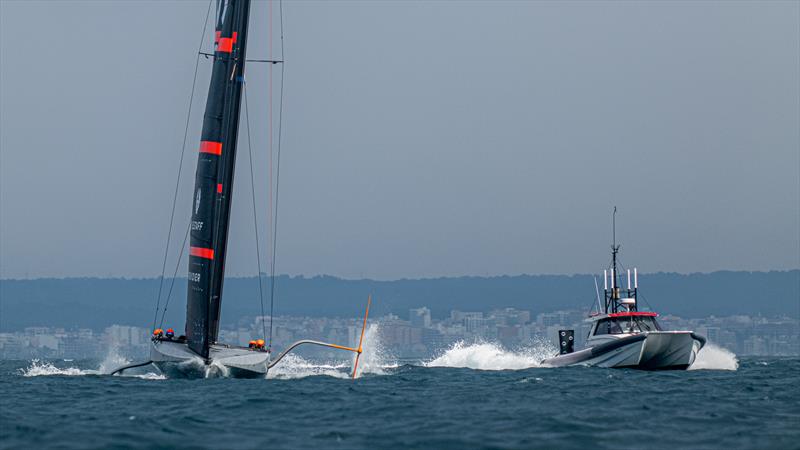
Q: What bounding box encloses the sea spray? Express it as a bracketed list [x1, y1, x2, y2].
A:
[21, 355, 165, 379]
[352, 324, 397, 378]
[268, 324, 397, 379]
[98, 344, 130, 374]
[425, 340, 557, 370]
[689, 342, 739, 370]
[100, 345, 164, 379]
[20, 359, 94, 377]
[205, 359, 231, 378]
[21, 343, 161, 379]
[267, 354, 351, 379]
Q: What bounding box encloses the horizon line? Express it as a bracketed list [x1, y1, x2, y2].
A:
[1, 268, 798, 282]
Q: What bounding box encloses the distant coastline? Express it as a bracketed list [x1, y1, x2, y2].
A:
[0, 270, 797, 332]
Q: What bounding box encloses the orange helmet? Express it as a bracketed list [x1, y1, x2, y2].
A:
[256, 339, 265, 348]
[153, 328, 163, 335]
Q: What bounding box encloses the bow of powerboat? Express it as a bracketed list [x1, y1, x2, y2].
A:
[637, 331, 706, 370]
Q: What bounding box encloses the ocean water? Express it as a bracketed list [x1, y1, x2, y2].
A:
[2, 332, 798, 450]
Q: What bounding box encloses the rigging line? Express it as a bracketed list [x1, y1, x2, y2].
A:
[637, 291, 657, 312]
[243, 82, 267, 342]
[268, 62, 285, 352]
[152, 0, 214, 333]
[266, 0, 275, 349]
[279, 0, 285, 60]
[159, 223, 191, 329]
[268, 0, 274, 326]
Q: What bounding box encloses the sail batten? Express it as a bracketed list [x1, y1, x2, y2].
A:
[186, 0, 251, 359]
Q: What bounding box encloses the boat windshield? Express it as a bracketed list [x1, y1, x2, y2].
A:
[594, 316, 661, 335]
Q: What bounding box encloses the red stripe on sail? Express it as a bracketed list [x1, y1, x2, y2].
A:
[218, 37, 234, 53]
[217, 183, 223, 194]
[199, 141, 222, 155]
[190, 247, 214, 260]
[232, 32, 238, 43]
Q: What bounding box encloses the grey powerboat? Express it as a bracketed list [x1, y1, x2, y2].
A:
[543, 211, 705, 370]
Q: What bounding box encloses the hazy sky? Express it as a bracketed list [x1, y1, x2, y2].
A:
[1, 0, 798, 279]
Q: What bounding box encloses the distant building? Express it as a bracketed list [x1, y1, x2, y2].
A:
[1, 309, 796, 359]
[491, 308, 531, 326]
[451, 310, 483, 323]
[409, 307, 432, 328]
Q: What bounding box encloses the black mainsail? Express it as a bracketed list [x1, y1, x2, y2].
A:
[186, 0, 251, 359]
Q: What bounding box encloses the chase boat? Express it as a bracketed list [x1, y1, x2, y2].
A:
[542, 215, 706, 370]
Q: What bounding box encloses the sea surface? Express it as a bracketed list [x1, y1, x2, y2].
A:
[1, 334, 798, 450]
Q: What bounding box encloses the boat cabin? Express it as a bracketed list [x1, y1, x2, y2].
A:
[590, 312, 661, 336]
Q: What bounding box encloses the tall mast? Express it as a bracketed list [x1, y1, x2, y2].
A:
[185, 0, 252, 359]
[611, 206, 619, 303]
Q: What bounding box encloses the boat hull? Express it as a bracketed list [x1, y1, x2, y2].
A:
[542, 331, 705, 370]
[150, 340, 269, 378]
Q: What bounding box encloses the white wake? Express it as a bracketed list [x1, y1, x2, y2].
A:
[689, 342, 739, 371]
[20, 359, 96, 377]
[267, 354, 351, 379]
[20, 346, 165, 379]
[424, 340, 557, 371]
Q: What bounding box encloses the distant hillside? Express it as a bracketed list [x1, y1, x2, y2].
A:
[0, 271, 797, 331]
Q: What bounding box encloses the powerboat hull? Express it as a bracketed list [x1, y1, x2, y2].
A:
[150, 340, 269, 378]
[542, 331, 705, 370]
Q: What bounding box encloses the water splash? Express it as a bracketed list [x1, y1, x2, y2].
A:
[267, 324, 397, 380]
[100, 345, 164, 379]
[689, 342, 739, 371]
[134, 372, 167, 380]
[267, 354, 351, 379]
[20, 359, 97, 377]
[353, 324, 397, 378]
[424, 340, 556, 371]
[20, 345, 165, 380]
[205, 359, 231, 378]
[98, 345, 130, 374]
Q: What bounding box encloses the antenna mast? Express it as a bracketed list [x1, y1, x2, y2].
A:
[612, 206, 620, 304]
[603, 207, 622, 313]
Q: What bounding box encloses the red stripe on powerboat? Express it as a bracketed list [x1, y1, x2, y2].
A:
[608, 312, 658, 318]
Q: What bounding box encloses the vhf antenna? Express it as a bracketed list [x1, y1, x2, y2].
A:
[611, 206, 620, 305]
[611, 206, 617, 248]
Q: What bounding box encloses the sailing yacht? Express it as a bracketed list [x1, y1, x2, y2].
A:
[542, 212, 706, 370]
[114, 0, 369, 378]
